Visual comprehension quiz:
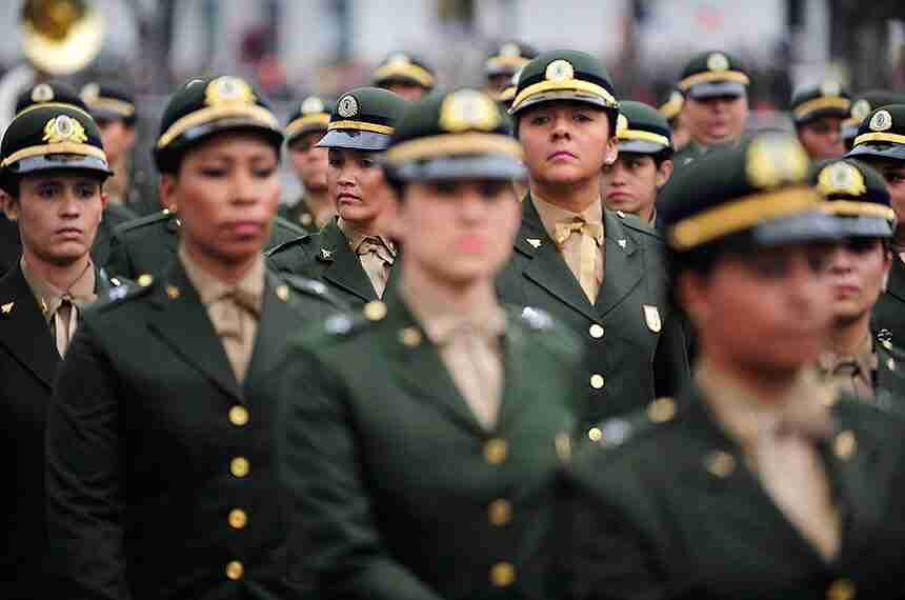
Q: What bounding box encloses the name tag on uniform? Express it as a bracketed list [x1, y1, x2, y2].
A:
[643, 304, 661, 333]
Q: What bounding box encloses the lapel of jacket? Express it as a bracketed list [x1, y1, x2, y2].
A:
[318, 221, 378, 302]
[494, 312, 532, 432]
[594, 210, 645, 317]
[515, 194, 598, 321]
[0, 264, 59, 388]
[385, 292, 487, 435]
[164, 211, 180, 255]
[243, 272, 298, 390]
[146, 261, 244, 402]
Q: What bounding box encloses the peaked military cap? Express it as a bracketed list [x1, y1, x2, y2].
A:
[616, 100, 673, 156]
[373, 52, 436, 90]
[485, 40, 538, 78]
[494, 70, 520, 109]
[317, 87, 409, 152]
[384, 88, 524, 181]
[790, 81, 850, 125]
[658, 88, 685, 124]
[677, 51, 749, 100]
[842, 90, 905, 143]
[659, 132, 838, 252]
[285, 95, 334, 145]
[811, 158, 894, 238]
[847, 104, 905, 162]
[154, 75, 282, 173]
[509, 49, 619, 115]
[0, 102, 111, 193]
[15, 80, 86, 114]
[80, 81, 137, 124]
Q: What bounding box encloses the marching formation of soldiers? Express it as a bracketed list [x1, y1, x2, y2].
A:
[3, 37, 905, 600]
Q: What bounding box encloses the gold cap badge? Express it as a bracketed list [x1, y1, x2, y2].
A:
[42, 115, 88, 144]
[205, 76, 256, 107]
[820, 80, 841, 97]
[301, 96, 325, 115]
[545, 59, 575, 82]
[337, 95, 359, 118]
[439, 89, 500, 133]
[851, 99, 871, 121]
[869, 109, 893, 132]
[817, 162, 866, 197]
[746, 133, 809, 189]
[31, 83, 54, 103]
[706, 53, 730, 72]
[500, 42, 520, 58]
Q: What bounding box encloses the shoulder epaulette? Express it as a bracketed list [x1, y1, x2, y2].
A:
[112, 209, 174, 235]
[94, 273, 154, 311]
[264, 233, 313, 258]
[614, 209, 663, 240]
[587, 397, 679, 449]
[273, 215, 306, 236]
[279, 274, 346, 308]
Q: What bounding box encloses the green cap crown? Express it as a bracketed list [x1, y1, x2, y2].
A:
[677, 51, 749, 99]
[659, 132, 835, 251]
[0, 103, 110, 191]
[318, 87, 409, 152]
[80, 81, 137, 123]
[616, 100, 673, 156]
[285, 95, 334, 144]
[154, 76, 282, 172]
[509, 50, 618, 115]
[385, 88, 524, 182]
[847, 104, 905, 161]
[790, 81, 850, 124]
[373, 52, 435, 89]
[485, 41, 538, 77]
[811, 158, 894, 238]
[15, 80, 87, 115]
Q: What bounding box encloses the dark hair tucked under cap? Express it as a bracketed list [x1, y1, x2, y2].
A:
[0, 102, 111, 193]
[15, 80, 87, 115]
[153, 75, 282, 173]
[811, 158, 894, 238]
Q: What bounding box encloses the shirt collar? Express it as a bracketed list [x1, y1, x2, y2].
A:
[532, 192, 604, 244]
[337, 218, 396, 255]
[400, 278, 506, 346]
[178, 245, 266, 314]
[817, 334, 877, 380]
[20, 256, 97, 321]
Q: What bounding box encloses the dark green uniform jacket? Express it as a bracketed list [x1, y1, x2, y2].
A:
[266, 218, 397, 307]
[45, 261, 344, 600]
[275, 291, 582, 599]
[567, 387, 905, 599]
[0, 263, 125, 600]
[497, 195, 690, 427]
[104, 210, 306, 279]
[92, 203, 138, 267]
[278, 195, 320, 233]
[872, 257, 905, 348]
[0, 214, 20, 278]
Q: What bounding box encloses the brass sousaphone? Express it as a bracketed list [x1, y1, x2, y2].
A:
[21, 0, 105, 75]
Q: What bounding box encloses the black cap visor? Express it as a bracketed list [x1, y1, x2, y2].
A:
[391, 154, 526, 182]
[317, 129, 392, 151]
[686, 81, 747, 100]
[749, 212, 844, 246]
[846, 142, 905, 162]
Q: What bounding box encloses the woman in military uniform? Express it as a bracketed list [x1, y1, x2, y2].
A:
[569, 133, 905, 599]
[275, 89, 582, 599]
[266, 87, 408, 306]
[45, 76, 342, 599]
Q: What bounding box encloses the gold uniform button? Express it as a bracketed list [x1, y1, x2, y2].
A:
[490, 562, 516, 588]
[230, 457, 250, 478]
[488, 499, 512, 526]
[137, 273, 153, 287]
[228, 508, 248, 529]
[587, 427, 602, 442]
[229, 406, 249, 427]
[363, 300, 387, 321]
[484, 439, 508, 465]
[826, 578, 855, 600]
[590, 374, 605, 389]
[225, 560, 244, 580]
[834, 430, 857, 461]
[589, 324, 605, 339]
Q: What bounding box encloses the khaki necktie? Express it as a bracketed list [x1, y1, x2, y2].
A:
[209, 289, 260, 383]
[554, 218, 603, 303]
[754, 416, 840, 562]
[357, 237, 395, 298]
[49, 295, 78, 357]
[831, 360, 875, 402]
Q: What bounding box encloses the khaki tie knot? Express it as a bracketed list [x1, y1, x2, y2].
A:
[357, 236, 396, 266]
[554, 218, 603, 247]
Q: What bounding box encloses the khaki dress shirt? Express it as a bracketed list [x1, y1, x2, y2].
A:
[338, 218, 396, 298]
[21, 257, 96, 357]
[817, 334, 877, 402]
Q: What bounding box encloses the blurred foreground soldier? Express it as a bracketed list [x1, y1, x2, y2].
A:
[0, 101, 121, 599]
[849, 105, 905, 343]
[280, 95, 335, 231]
[46, 75, 343, 599]
[277, 88, 581, 600]
[813, 159, 905, 404]
[498, 50, 689, 426]
[602, 100, 674, 225]
[81, 81, 157, 216]
[841, 90, 905, 150]
[790, 81, 850, 160]
[658, 88, 689, 150]
[267, 88, 407, 305]
[570, 132, 905, 599]
[103, 79, 305, 279]
[372, 51, 435, 100]
[484, 40, 537, 94]
[673, 51, 750, 167]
